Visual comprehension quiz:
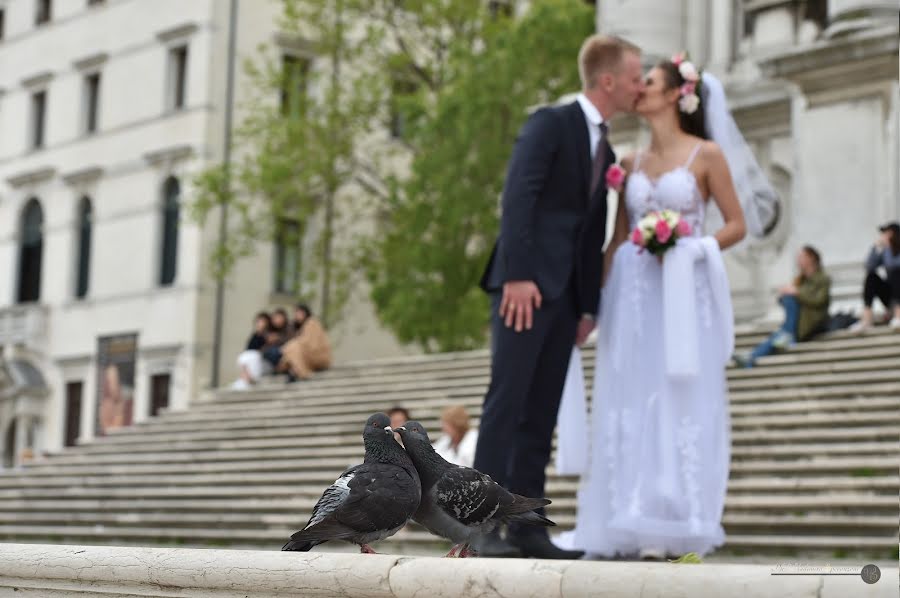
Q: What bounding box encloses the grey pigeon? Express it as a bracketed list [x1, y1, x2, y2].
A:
[394, 421, 553, 557]
[282, 413, 421, 553]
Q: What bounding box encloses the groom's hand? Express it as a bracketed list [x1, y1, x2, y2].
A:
[575, 316, 595, 347]
[500, 281, 542, 332]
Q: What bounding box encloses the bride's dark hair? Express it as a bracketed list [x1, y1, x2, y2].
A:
[658, 60, 709, 140]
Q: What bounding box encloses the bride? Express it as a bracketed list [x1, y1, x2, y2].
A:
[555, 55, 761, 559]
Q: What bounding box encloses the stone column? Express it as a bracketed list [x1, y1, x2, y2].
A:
[13, 415, 27, 467]
[707, 0, 734, 73]
[596, 0, 687, 64]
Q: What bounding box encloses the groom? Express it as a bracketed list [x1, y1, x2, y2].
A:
[474, 34, 644, 559]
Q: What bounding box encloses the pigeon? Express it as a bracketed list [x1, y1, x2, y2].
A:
[394, 421, 553, 558]
[282, 413, 421, 554]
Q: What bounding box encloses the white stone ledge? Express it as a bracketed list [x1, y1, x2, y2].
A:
[0, 544, 894, 598]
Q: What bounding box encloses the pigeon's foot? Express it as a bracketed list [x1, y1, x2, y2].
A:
[445, 544, 463, 558]
[458, 544, 478, 558]
[359, 544, 379, 554]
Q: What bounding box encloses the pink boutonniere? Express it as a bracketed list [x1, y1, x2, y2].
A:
[605, 163, 626, 191]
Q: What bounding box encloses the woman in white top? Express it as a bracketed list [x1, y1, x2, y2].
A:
[432, 405, 479, 468]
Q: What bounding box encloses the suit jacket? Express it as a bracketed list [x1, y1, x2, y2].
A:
[480, 100, 614, 316]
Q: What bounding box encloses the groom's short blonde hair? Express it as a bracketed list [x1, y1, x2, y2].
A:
[578, 35, 640, 90]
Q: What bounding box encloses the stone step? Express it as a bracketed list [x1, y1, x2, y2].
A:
[0, 524, 894, 554]
[206, 327, 893, 392]
[75, 424, 900, 456]
[202, 366, 900, 416]
[729, 396, 900, 416]
[219, 348, 900, 397]
[156, 374, 900, 424]
[3, 493, 893, 520]
[1, 475, 895, 507]
[6, 511, 894, 535]
[731, 426, 900, 444]
[2, 466, 892, 494]
[727, 370, 900, 391]
[53, 432, 900, 470]
[118, 396, 900, 441]
[728, 382, 900, 403]
[728, 355, 900, 379]
[16, 453, 896, 479]
[729, 455, 897, 475]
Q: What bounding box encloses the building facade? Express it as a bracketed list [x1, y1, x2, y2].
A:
[596, 0, 899, 318]
[0, 0, 897, 467]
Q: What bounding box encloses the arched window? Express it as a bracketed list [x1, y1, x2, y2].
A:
[159, 177, 180, 286]
[17, 198, 43, 303]
[75, 197, 92, 298]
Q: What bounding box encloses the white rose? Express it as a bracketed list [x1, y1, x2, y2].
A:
[662, 210, 678, 227]
[679, 93, 700, 114]
[679, 61, 699, 82]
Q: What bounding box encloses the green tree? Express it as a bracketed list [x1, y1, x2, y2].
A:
[190, 0, 492, 327]
[365, 0, 595, 352]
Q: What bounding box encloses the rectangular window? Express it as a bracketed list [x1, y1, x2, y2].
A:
[84, 73, 100, 134]
[0, 9, 6, 40]
[64, 381, 83, 447]
[280, 54, 309, 116]
[273, 218, 302, 294]
[150, 373, 170, 417]
[390, 76, 418, 140]
[35, 0, 51, 26]
[31, 91, 46, 149]
[168, 45, 188, 110]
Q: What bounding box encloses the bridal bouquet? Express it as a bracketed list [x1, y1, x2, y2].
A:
[631, 210, 692, 256]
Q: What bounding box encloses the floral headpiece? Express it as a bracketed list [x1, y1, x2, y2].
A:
[671, 52, 701, 115]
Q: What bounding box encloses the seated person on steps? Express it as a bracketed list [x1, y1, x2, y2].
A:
[851, 221, 900, 332]
[432, 405, 479, 468]
[231, 312, 274, 389]
[735, 245, 830, 368]
[278, 303, 333, 381]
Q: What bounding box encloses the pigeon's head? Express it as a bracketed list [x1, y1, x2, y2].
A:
[363, 412, 394, 439]
[393, 420, 431, 444]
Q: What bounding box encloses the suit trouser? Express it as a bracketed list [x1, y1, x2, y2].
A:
[473, 283, 578, 537]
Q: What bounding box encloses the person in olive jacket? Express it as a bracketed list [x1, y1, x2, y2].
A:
[735, 245, 830, 368]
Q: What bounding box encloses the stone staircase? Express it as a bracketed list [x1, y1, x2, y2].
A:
[1, 326, 898, 558]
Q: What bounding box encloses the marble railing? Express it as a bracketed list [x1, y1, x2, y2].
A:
[0, 544, 892, 598]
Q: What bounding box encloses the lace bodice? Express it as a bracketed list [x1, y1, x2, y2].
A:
[625, 144, 705, 236]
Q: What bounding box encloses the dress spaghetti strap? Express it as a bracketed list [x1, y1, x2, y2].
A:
[684, 142, 703, 167]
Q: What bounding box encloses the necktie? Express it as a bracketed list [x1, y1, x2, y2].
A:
[590, 122, 611, 197]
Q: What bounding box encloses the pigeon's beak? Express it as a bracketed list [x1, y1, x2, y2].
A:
[383, 425, 393, 434]
[394, 426, 406, 432]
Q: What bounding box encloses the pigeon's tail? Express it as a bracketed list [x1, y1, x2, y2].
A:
[507, 495, 552, 515]
[506, 509, 556, 527]
[281, 538, 320, 551]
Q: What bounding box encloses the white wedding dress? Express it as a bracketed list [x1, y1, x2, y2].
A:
[558, 144, 732, 557]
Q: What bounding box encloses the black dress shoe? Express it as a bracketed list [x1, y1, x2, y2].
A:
[470, 531, 522, 558]
[509, 533, 585, 560]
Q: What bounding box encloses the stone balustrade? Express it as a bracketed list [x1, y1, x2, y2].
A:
[0, 544, 893, 597]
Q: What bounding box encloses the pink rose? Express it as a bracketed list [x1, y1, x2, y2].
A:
[671, 52, 684, 66]
[680, 82, 696, 97]
[605, 164, 626, 190]
[631, 227, 644, 247]
[655, 219, 672, 244]
[675, 219, 692, 237]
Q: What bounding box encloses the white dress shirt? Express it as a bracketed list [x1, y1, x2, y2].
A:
[576, 93, 606, 159]
[432, 429, 478, 468]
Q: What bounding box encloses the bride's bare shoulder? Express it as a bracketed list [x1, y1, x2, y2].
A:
[621, 151, 638, 172]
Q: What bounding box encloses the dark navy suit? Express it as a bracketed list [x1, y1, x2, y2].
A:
[475, 100, 614, 536]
